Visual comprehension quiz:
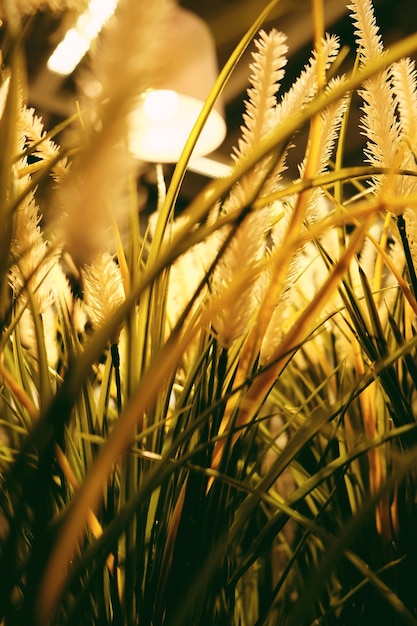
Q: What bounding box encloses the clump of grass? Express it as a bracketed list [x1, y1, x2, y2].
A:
[1, 1, 417, 625]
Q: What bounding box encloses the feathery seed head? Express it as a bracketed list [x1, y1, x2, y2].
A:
[82, 252, 125, 334]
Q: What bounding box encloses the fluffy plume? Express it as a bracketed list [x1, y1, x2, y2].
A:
[4, 89, 77, 368]
[260, 79, 348, 363]
[391, 59, 417, 210]
[211, 31, 343, 350]
[349, 0, 417, 273]
[391, 57, 417, 156]
[348, 0, 408, 199]
[275, 34, 340, 129]
[296, 76, 349, 217]
[300, 78, 348, 178]
[267, 35, 341, 241]
[82, 252, 125, 332]
[211, 29, 288, 348]
[348, 0, 383, 59]
[55, 0, 175, 266]
[19, 257, 71, 368]
[9, 168, 63, 365]
[390, 56, 417, 270]
[233, 29, 288, 162]
[10, 189, 56, 314]
[18, 107, 69, 183]
[258, 34, 341, 208]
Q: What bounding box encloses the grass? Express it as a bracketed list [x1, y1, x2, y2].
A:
[2, 0, 417, 625]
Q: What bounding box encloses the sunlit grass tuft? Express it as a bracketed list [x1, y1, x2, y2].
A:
[1, 1, 417, 625]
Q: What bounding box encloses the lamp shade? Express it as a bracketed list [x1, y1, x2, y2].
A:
[129, 6, 226, 163]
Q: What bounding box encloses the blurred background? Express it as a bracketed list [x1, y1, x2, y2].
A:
[10, 0, 417, 206]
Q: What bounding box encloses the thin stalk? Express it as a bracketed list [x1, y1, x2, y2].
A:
[397, 213, 417, 299]
[110, 343, 122, 415]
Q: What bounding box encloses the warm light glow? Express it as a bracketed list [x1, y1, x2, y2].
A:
[127, 7, 226, 163]
[48, 29, 90, 75]
[47, 0, 119, 75]
[142, 90, 179, 122]
[129, 91, 226, 163]
[188, 156, 232, 179]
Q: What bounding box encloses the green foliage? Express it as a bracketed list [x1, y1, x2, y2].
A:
[2, 1, 417, 625]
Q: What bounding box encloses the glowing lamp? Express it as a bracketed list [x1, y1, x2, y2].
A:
[129, 7, 226, 163]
